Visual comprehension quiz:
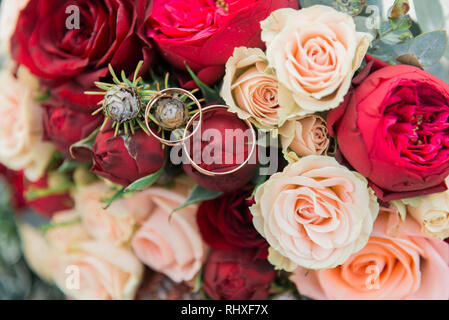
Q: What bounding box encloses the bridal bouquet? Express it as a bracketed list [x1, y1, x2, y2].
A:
[0, 0, 449, 300]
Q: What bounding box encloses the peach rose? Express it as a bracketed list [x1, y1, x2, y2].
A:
[250, 155, 379, 270]
[280, 115, 330, 161]
[0, 0, 29, 54]
[19, 223, 55, 283]
[74, 182, 136, 245]
[221, 47, 280, 128]
[291, 213, 449, 300]
[261, 6, 372, 121]
[51, 241, 144, 300]
[131, 186, 207, 283]
[406, 191, 449, 240]
[45, 210, 90, 252]
[0, 67, 55, 181]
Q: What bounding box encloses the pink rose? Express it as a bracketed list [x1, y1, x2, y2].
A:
[250, 155, 379, 269]
[291, 212, 449, 300]
[131, 184, 207, 283]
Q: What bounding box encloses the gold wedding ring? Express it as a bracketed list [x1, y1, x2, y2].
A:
[181, 105, 257, 177]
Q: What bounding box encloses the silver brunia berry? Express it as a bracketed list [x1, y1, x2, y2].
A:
[103, 85, 141, 123]
[154, 97, 189, 130]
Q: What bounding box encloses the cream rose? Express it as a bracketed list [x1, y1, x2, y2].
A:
[74, 182, 136, 245]
[406, 191, 449, 239]
[250, 155, 379, 270]
[0, 67, 55, 181]
[280, 115, 330, 161]
[51, 241, 144, 300]
[0, 0, 29, 55]
[291, 213, 449, 300]
[221, 47, 280, 128]
[261, 6, 372, 121]
[131, 186, 207, 283]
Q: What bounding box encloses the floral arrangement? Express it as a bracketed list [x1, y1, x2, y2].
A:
[0, 0, 449, 301]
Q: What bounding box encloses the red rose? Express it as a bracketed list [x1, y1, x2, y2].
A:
[197, 191, 268, 256]
[328, 56, 449, 201]
[43, 100, 102, 161]
[139, 0, 298, 88]
[11, 0, 153, 108]
[91, 129, 165, 186]
[0, 165, 26, 210]
[203, 249, 276, 300]
[26, 176, 74, 218]
[183, 107, 257, 192]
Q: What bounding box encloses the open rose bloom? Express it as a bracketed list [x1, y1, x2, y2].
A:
[1, 0, 449, 303]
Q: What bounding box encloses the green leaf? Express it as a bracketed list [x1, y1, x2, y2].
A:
[124, 166, 165, 193]
[58, 159, 81, 173]
[41, 216, 82, 234]
[35, 89, 51, 103]
[173, 185, 222, 212]
[184, 63, 223, 104]
[413, 0, 445, 32]
[25, 183, 73, 201]
[409, 31, 448, 67]
[101, 187, 126, 209]
[69, 128, 99, 160]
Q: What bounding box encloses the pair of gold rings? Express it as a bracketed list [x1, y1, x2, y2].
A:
[144, 88, 256, 177]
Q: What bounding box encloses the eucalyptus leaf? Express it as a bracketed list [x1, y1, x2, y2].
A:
[413, 0, 445, 32]
[173, 185, 222, 212]
[409, 30, 448, 67]
[299, 0, 335, 9]
[426, 62, 449, 84]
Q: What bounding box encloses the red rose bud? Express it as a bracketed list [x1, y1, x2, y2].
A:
[203, 249, 276, 300]
[183, 107, 257, 192]
[91, 129, 165, 186]
[197, 191, 268, 256]
[328, 56, 449, 201]
[11, 0, 153, 107]
[140, 0, 298, 88]
[0, 165, 26, 210]
[43, 102, 102, 161]
[25, 173, 74, 218]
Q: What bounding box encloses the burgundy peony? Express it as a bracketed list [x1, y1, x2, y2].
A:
[26, 176, 74, 218]
[203, 249, 276, 300]
[197, 191, 268, 256]
[139, 0, 298, 88]
[43, 101, 102, 161]
[183, 107, 257, 192]
[11, 0, 152, 109]
[91, 129, 165, 186]
[328, 56, 449, 201]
